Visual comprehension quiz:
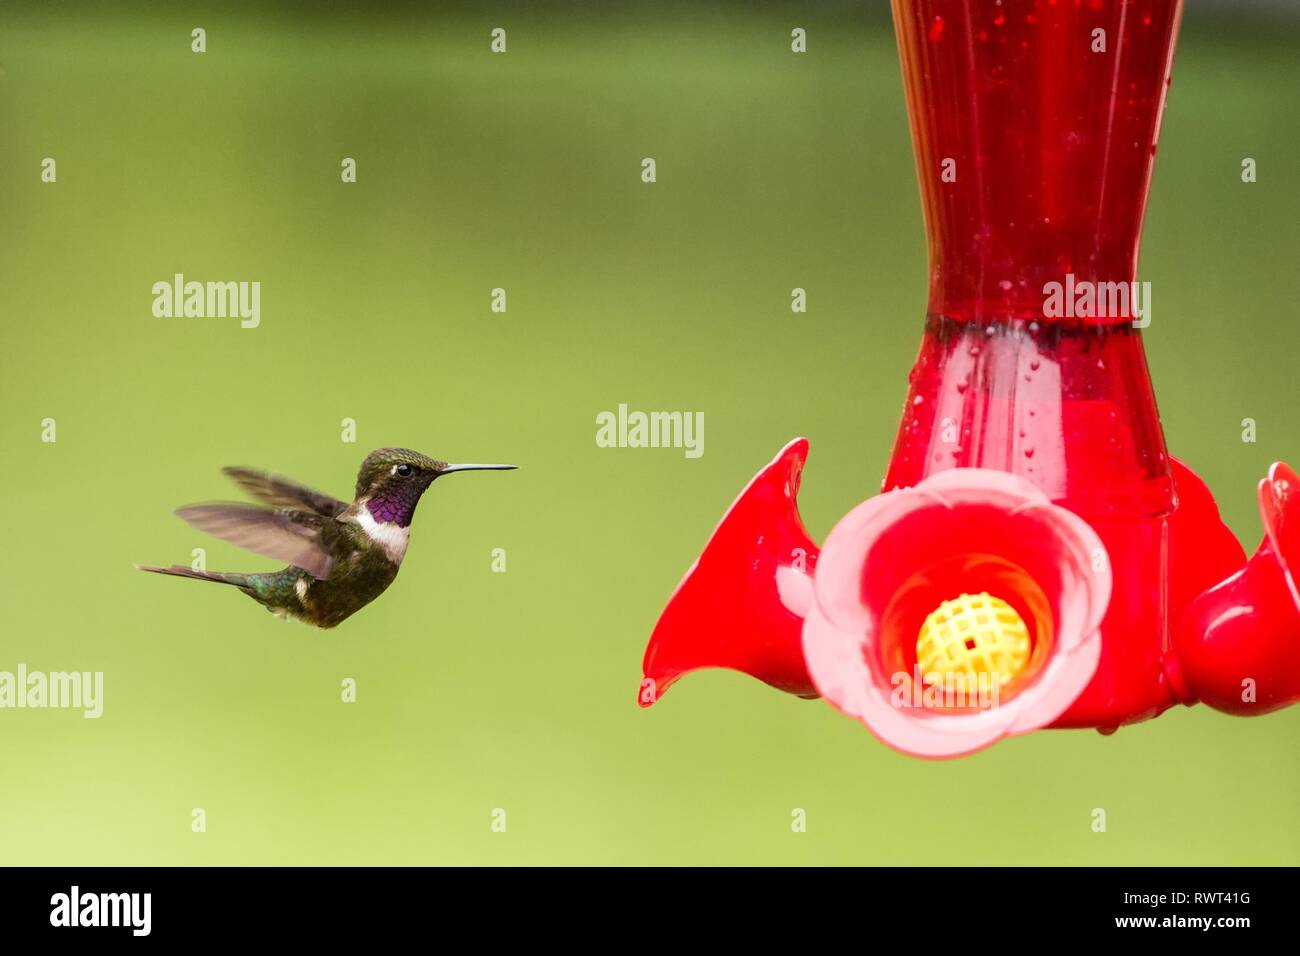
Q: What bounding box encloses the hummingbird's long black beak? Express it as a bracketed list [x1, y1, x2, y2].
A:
[439, 463, 518, 475]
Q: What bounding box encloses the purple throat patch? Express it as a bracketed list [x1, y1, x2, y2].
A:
[366, 492, 417, 527]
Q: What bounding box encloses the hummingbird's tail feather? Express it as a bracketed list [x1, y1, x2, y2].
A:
[133, 563, 252, 590]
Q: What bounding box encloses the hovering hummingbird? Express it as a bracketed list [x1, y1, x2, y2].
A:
[136, 448, 516, 628]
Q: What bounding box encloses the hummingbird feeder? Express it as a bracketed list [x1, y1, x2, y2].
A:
[638, 0, 1300, 757]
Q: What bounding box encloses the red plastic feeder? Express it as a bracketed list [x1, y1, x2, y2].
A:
[639, 0, 1300, 757]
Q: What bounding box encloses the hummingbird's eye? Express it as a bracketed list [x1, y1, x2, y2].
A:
[394, 463, 413, 478]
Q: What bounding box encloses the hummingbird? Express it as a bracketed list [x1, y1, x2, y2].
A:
[135, 448, 516, 628]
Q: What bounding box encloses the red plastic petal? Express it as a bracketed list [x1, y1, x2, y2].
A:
[639, 439, 819, 706]
[1170, 461, 1300, 715]
[1259, 461, 1300, 609]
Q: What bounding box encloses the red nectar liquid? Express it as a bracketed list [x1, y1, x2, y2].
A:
[885, 0, 1183, 521]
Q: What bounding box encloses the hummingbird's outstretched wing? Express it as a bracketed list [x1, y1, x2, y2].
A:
[222, 467, 349, 518]
[174, 503, 335, 579]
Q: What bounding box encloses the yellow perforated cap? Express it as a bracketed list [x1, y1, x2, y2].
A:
[916, 591, 1031, 688]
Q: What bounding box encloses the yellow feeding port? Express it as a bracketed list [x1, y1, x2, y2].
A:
[916, 591, 1031, 688]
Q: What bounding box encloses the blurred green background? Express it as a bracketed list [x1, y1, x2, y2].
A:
[1, 1, 1296, 865]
